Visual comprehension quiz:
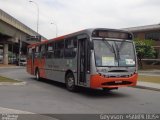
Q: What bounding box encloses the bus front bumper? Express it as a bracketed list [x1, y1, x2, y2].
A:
[90, 73, 138, 89]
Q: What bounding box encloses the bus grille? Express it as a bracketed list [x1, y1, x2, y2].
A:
[102, 81, 132, 86]
[108, 75, 129, 78]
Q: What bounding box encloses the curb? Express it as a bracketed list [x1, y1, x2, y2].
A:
[0, 66, 25, 69]
[134, 85, 160, 92]
[138, 73, 160, 77]
[0, 81, 26, 86]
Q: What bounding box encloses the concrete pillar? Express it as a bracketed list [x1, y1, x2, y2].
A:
[3, 43, 8, 65]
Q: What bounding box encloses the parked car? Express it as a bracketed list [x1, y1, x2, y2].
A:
[19, 58, 27, 66]
[0, 55, 3, 63]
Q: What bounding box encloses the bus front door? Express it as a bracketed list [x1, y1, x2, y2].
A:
[31, 48, 35, 75]
[77, 36, 88, 86]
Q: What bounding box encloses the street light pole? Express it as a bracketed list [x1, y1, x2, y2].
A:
[29, 0, 39, 33]
[51, 22, 58, 37]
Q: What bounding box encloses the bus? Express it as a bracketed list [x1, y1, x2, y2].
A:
[27, 28, 138, 91]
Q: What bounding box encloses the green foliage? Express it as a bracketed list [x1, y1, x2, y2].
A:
[134, 38, 156, 68]
[134, 38, 155, 59]
[0, 76, 20, 82]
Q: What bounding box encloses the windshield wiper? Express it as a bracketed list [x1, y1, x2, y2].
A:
[102, 39, 114, 53]
[118, 40, 126, 52]
[102, 39, 118, 60]
[115, 42, 120, 60]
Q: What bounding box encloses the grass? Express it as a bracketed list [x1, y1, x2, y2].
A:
[138, 75, 160, 84]
[0, 76, 20, 82]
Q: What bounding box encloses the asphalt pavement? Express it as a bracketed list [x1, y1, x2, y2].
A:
[1, 66, 160, 91]
[0, 67, 160, 115]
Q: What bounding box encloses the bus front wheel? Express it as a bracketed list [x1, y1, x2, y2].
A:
[65, 72, 76, 91]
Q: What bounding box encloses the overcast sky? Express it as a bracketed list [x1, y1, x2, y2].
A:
[0, 0, 160, 39]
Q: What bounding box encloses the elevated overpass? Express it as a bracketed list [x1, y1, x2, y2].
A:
[0, 9, 46, 64]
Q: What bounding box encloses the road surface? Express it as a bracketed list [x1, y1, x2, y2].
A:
[0, 67, 160, 114]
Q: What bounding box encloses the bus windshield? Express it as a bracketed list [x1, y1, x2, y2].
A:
[94, 39, 136, 67]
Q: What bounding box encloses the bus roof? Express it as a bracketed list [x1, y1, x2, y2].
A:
[27, 28, 132, 48]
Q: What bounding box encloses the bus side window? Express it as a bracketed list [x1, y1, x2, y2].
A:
[64, 37, 77, 58]
[27, 48, 32, 59]
[46, 42, 54, 58]
[54, 40, 64, 58]
[35, 46, 39, 58]
[40, 44, 46, 58]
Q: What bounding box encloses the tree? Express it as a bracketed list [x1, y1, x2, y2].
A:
[134, 38, 156, 68]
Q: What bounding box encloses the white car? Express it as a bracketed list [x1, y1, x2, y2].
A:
[19, 59, 27, 66]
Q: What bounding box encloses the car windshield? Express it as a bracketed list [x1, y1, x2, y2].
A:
[94, 39, 136, 67]
[20, 60, 26, 62]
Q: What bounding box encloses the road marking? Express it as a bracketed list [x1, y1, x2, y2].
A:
[0, 107, 33, 114]
[0, 107, 59, 120]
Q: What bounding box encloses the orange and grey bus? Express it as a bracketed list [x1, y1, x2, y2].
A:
[27, 28, 138, 91]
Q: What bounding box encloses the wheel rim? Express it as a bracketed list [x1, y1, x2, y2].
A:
[36, 71, 39, 80]
[67, 76, 74, 87]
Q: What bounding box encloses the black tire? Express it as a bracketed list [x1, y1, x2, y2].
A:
[65, 72, 76, 91]
[35, 69, 40, 81]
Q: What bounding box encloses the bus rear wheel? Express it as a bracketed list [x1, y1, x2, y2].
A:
[35, 69, 40, 81]
[65, 73, 76, 91]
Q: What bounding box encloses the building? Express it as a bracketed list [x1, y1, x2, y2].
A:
[124, 24, 160, 69]
[124, 24, 160, 58]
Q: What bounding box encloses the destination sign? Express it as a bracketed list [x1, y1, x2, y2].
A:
[92, 30, 132, 40]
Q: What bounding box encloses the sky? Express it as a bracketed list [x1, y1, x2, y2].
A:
[0, 0, 160, 39]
